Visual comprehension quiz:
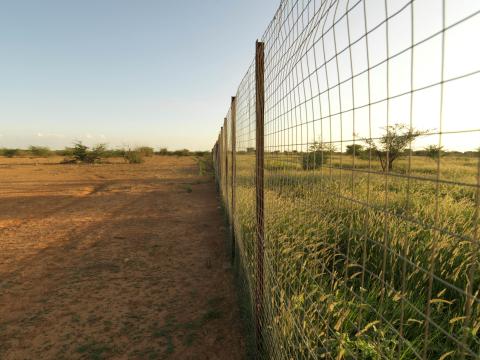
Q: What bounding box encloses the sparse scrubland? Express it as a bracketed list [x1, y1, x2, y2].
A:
[0, 144, 209, 164]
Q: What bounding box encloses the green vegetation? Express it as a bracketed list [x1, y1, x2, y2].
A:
[157, 148, 209, 157]
[230, 148, 479, 359]
[424, 144, 444, 159]
[364, 124, 429, 171]
[28, 146, 53, 157]
[2, 148, 20, 158]
[123, 149, 144, 164]
[71, 142, 107, 163]
[302, 142, 334, 170]
[346, 144, 364, 156]
[136, 146, 154, 157]
[196, 153, 214, 176]
[0, 145, 210, 161]
[172, 149, 191, 156]
[157, 147, 169, 155]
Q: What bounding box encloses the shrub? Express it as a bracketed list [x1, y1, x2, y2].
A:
[29, 146, 52, 157]
[158, 148, 169, 155]
[103, 149, 126, 158]
[302, 151, 328, 170]
[136, 146, 154, 157]
[71, 142, 107, 163]
[424, 145, 444, 159]
[345, 144, 364, 156]
[72, 142, 89, 162]
[124, 150, 144, 164]
[86, 144, 107, 163]
[173, 149, 191, 156]
[3, 149, 20, 158]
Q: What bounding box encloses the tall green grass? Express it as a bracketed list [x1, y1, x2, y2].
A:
[228, 153, 479, 359]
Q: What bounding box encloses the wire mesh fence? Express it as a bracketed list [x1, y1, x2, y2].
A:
[212, 0, 480, 358]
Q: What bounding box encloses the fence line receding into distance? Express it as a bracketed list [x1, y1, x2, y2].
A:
[213, 0, 480, 359]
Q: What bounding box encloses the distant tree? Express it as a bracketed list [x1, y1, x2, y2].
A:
[346, 144, 364, 156]
[364, 124, 428, 172]
[158, 148, 169, 156]
[424, 145, 444, 159]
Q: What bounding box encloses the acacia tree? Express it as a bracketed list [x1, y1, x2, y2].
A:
[364, 124, 428, 172]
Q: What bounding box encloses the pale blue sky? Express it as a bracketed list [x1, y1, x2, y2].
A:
[0, 0, 279, 150]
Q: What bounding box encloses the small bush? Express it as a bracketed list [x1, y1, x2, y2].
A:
[71, 142, 107, 163]
[173, 149, 191, 156]
[136, 146, 154, 157]
[86, 144, 107, 163]
[29, 146, 52, 157]
[345, 144, 364, 156]
[124, 150, 144, 164]
[103, 149, 126, 158]
[72, 142, 89, 162]
[424, 145, 444, 159]
[302, 151, 328, 170]
[157, 148, 169, 156]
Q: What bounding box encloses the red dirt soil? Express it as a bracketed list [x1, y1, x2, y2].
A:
[0, 156, 245, 359]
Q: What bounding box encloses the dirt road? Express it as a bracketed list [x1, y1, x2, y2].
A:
[0, 156, 245, 359]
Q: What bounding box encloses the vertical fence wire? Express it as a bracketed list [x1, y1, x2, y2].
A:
[212, 0, 480, 358]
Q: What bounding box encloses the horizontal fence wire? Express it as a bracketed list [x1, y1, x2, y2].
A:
[212, 0, 480, 358]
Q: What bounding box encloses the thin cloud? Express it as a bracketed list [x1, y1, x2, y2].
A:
[37, 133, 65, 138]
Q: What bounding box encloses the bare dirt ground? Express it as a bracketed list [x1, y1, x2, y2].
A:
[0, 156, 245, 360]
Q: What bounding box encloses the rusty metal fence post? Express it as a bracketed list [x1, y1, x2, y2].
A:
[255, 40, 265, 358]
[231, 96, 237, 262]
[223, 118, 228, 210]
[218, 127, 223, 187]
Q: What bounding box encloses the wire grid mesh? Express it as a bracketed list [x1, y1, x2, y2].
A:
[213, 0, 480, 358]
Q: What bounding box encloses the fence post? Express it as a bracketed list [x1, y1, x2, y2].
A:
[231, 96, 237, 262]
[219, 128, 223, 188]
[224, 117, 228, 212]
[255, 40, 265, 357]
